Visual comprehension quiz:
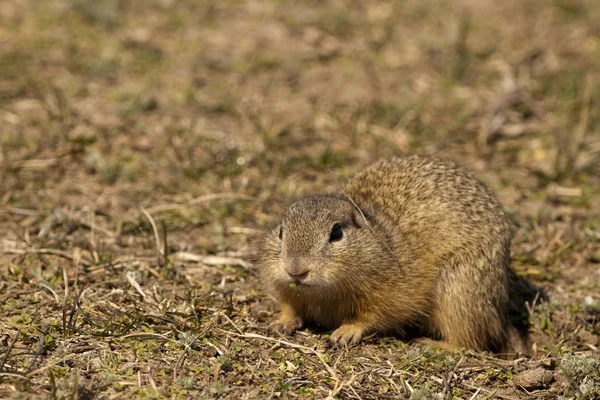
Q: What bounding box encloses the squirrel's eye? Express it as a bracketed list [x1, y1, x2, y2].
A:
[278, 225, 283, 240]
[329, 223, 343, 242]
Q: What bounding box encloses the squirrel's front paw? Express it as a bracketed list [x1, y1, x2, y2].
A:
[269, 316, 304, 336]
[329, 324, 366, 347]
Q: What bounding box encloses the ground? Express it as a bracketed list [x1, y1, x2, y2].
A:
[1, 0, 600, 399]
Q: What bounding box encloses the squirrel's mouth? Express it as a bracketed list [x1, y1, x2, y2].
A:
[285, 277, 327, 290]
[279, 269, 322, 289]
[288, 281, 308, 289]
[282, 279, 315, 289]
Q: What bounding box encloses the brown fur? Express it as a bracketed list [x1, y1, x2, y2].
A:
[258, 155, 524, 352]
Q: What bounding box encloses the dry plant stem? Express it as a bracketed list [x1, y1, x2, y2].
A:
[62, 267, 69, 338]
[0, 247, 92, 267]
[39, 283, 60, 304]
[0, 372, 29, 381]
[147, 366, 158, 392]
[556, 74, 594, 178]
[66, 285, 84, 336]
[0, 331, 20, 373]
[140, 207, 163, 266]
[71, 366, 79, 400]
[123, 333, 175, 342]
[25, 325, 47, 373]
[90, 210, 98, 263]
[161, 220, 168, 266]
[49, 370, 57, 399]
[462, 383, 519, 400]
[125, 271, 152, 304]
[468, 387, 482, 399]
[220, 312, 243, 334]
[175, 252, 250, 269]
[328, 373, 359, 399]
[525, 292, 541, 332]
[444, 356, 464, 399]
[570, 75, 594, 169]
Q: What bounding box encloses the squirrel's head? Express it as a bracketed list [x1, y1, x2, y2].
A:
[260, 195, 379, 291]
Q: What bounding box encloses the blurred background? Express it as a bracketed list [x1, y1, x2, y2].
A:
[2, 1, 599, 216]
[1, 0, 599, 398]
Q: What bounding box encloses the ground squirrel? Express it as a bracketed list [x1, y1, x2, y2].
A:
[259, 155, 523, 352]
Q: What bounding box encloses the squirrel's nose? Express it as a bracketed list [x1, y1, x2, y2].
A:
[284, 258, 309, 281]
[287, 270, 309, 281]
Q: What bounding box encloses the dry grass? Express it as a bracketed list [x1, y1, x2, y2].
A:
[1, 0, 599, 398]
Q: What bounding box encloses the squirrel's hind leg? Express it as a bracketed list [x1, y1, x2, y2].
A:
[429, 249, 511, 352]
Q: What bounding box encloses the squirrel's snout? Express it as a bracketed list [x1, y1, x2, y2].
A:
[287, 270, 309, 281]
[284, 258, 310, 281]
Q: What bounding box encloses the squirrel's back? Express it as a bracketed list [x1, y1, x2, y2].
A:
[346, 155, 512, 263]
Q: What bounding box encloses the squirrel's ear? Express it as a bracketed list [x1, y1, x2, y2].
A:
[351, 207, 368, 229]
